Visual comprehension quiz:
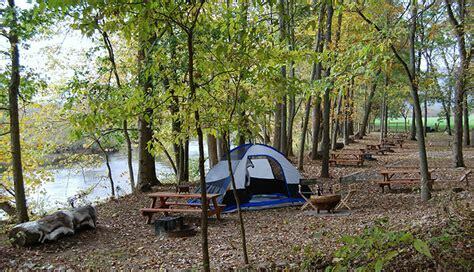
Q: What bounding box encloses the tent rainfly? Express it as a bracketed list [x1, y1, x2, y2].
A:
[201, 143, 306, 211]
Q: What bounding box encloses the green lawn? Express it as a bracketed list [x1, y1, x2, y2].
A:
[373, 115, 474, 132]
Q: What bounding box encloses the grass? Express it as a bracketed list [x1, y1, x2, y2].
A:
[373, 115, 474, 131]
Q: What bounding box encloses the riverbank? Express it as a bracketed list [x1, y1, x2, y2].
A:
[1, 133, 473, 270]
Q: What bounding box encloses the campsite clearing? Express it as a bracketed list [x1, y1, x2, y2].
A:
[0, 133, 472, 270]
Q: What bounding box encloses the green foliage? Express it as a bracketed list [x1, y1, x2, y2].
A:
[326, 219, 432, 271]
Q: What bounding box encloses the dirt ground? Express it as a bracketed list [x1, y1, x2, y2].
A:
[1, 133, 473, 270]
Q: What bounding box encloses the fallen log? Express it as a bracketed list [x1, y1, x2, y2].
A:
[8, 205, 97, 246]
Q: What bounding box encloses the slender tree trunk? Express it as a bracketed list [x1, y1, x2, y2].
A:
[444, 0, 468, 166]
[123, 120, 135, 191]
[410, 106, 417, 140]
[8, 0, 28, 223]
[184, 138, 189, 182]
[207, 134, 218, 167]
[442, 100, 452, 135]
[278, 0, 288, 156]
[97, 140, 115, 197]
[407, 0, 430, 201]
[331, 89, 343, 150]
[463, 94, 470, 146]
[298, 98, 311, 170]
[380, 94, 385, 142]
[308, 1, 326, 161]
[287, 62, 296, 157]
[311, 97, 322, 159]
[216, 136, 225, 160]
[424, 93, 428, 135]
[320, 2, 334, 178]
[273, 103, 282, 150]
[187, 15, 210, 269]
[343, 92, 350, 145]
[100, 29, 135, 192]
[224, 135, 249, 264]
[359, 75, 379, 138]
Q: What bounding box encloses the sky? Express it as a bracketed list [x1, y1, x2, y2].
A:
[0, 0, 96, 86]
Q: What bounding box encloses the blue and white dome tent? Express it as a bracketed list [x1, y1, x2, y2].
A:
[198, 143, 308, 212]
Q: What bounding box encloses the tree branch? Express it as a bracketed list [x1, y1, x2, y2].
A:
[355, 8, 413, 82]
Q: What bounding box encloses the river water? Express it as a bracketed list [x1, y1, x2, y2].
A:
[1, 141, 207, 219]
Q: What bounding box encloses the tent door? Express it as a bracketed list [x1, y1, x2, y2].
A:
[246, 156, 289, 197]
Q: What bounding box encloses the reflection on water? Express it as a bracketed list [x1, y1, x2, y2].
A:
[1, 141, 207, 218]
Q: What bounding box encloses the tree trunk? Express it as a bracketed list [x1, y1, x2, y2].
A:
[100, 29, 135, 193]
[407, 0, 430, 201]
[331, 89, 343, 150]
[224, 135, 249, 264]
[343, 92, 350, 145]
[442, 100, 452, 135]
[278, 0, 288, 156]
[320, 2, 334, 178]
[273, 102, 282, 150]
[298, 98, 311, 170]
[309, 1, 326, 161]
[96, 140, 115, 197]
[187, 16, 210, 269]
[444, 0, 468, 166]
[410, 106, 417, 140]
[137, 111, 160, 191]
[359, 75, 379, 138]
[424, 93, 428, 136]
[184, 138, 189, 182]
[123, 120, 135, 192]
[311, 97, 322, 159]
[380, 94, 385, 142]
[216, 135, 225, 160]
[463, 94, 470, 146]
[8, 0, 28, 223]
[207, 134, 218, 167]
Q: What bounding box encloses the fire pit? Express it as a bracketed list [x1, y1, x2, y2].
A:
[310, 194, 341, 213]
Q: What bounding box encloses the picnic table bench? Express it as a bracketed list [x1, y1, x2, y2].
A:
[377, 168, 435, 193]
[365, 144, 388, 155]
[329, 150, 364, 167]
[140, 193, 224, 224]
[382, 138, 404, 148]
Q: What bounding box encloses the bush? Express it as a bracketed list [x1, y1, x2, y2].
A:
[325, 219, 432, 271]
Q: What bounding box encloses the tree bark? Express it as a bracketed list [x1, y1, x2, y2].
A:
[359, 74, 379, 138]
[331, 89, 343, 150]
[407, 0, 431, 201]
[207, 134, 218, 167]
[224, 135, 249, 264]
[311, 98, 322, 159]
[8, 0, 28, 223]
[463, 94, 470, 146]
[137, 110, 160, 191]
[96, 139, 115, 197]
[306, 1, 326, 162]
[410, 106, 417, 140]
[320, 2, 334, 178]
[279, 0, 288, 156]
[186, 8, 210, 268]
[444, 0, 469, 166]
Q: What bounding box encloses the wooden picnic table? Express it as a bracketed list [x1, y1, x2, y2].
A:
[382, 138, 404, 148]
[140, 192, 223, 224]
[329, 151, 364, 166]
[378, 168, 435, 192]
[365, 144, 389, 155]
